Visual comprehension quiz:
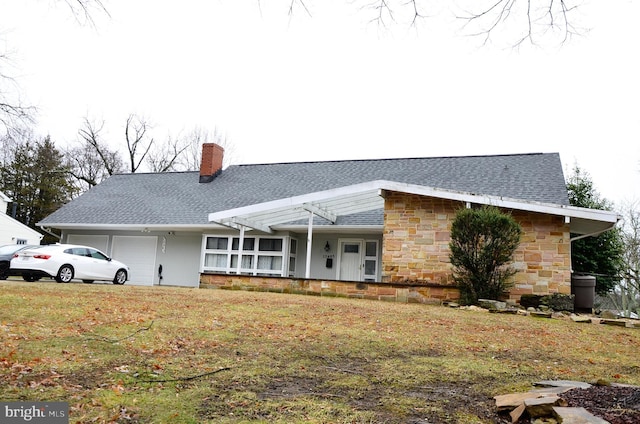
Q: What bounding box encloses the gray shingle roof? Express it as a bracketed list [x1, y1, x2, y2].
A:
[40, 152, 569, 227]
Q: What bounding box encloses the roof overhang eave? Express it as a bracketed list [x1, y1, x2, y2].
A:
[569, 217, 620, 240]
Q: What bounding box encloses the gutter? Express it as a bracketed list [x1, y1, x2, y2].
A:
[38, 226, 62, 241]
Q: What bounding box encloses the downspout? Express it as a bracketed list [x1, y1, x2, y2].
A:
[38, 226, 61, 241]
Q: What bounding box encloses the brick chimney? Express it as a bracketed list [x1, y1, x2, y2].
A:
[199, 143, 224, 183]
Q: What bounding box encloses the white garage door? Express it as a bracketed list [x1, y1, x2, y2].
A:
[112, 236, 157, 286]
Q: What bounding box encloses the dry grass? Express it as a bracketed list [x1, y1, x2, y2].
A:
[1, 280, 639, 423]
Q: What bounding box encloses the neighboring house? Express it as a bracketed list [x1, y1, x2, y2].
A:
[0, 191, 44, 246]
[38, 144, 619, 303]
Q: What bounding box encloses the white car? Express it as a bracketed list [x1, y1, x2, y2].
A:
[10, 244, 129, 284]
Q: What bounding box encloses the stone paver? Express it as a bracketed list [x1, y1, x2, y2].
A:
[534, 380, 592, 390]
[552, 406, 610, 424]
[525, 396, 566, 417]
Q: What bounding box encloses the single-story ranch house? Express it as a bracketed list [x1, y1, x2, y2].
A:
[37, 144, 620, 303]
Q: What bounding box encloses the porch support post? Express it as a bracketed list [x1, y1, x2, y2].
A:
[305, 211, 314, 278]
[236, 226, 245, 275]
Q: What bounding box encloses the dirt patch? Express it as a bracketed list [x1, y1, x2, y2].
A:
[207, 375, 512, 423]
[253, 379, 640, 423]
[259, 376, 330, 400]
[402, 382, 510, 424]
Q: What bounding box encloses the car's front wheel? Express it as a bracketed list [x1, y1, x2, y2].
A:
[0, 262, 9, 280]
[55, 265, 74, 283]
[113, 269, 127, 285]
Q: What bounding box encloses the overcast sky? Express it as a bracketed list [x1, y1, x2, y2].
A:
[2, 0, 639, 207]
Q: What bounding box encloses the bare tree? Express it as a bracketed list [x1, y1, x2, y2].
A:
[457, 0, 582, 47]
[66, 114, 235, 195]
[124, 114, 155, 173]
[145, 133, 191, 173]
[65, 140, 116, 192]
[614, 201, 640, 316]
[78, 117, 124, 176]
[61, 0, 110, 26]
[0, 127, 30, 169]
[0, 52, 35, 135]
[1, 0, 109, 134]
[286, 0, 584, 46]
[64, 117, 123, 191]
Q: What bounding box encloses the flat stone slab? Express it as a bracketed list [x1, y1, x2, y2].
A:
[525, 395, 567, 417]
[570, 314, 592, 323]
[600, 319, 628, 327]
[491, 308, 520, 314]
[530, 311, 553, 318]
[534, 380, 593, 390]
[494, 387, 573, 410]
[478, 299, 507, 310]
[553, 406, 610, 423]
[509, 403, 526, 422]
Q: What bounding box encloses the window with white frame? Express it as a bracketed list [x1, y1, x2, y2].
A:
[203, 235, 296, 277]
[288, 238, 297, 277]
[363, 240, 379, 282]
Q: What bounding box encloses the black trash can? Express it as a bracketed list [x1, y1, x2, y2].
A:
[571, 275, 596, 313]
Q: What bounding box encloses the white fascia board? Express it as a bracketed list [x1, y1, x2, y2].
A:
[37, 223, 232, 231]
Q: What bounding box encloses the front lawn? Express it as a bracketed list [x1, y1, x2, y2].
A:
[1, 281, 638, 423]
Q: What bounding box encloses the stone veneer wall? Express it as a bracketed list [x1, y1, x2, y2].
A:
[382, 192, 571, 302]
[509, 210, 572, 299]
[200, 274, 460, 304]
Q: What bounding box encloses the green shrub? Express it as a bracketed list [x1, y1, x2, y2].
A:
[449, 206, 522, 305]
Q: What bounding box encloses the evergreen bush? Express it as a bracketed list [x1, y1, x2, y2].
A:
[449, 206, 522, 305]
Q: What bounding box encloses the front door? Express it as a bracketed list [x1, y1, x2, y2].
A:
[338, 240, 363, 281]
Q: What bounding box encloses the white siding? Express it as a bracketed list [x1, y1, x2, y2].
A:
[157, 233, 201, 287]
[112, 236, 157, 286]
[0, 214, 44, 246]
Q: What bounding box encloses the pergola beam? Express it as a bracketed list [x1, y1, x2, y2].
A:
[229, 217, 274, 234]
[302, 203, 337, 223]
